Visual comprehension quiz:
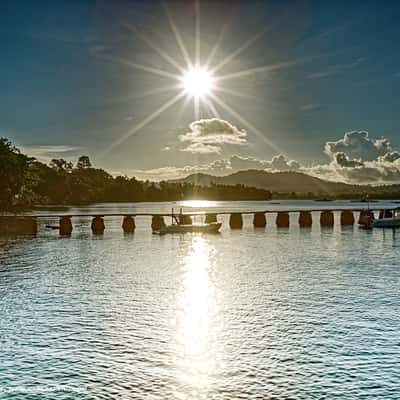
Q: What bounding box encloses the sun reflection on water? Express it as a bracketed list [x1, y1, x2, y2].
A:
[179, 200, 217, 208]
[175, 235, 217, 398]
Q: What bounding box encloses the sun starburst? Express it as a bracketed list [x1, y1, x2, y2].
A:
[102, 2, 296, 155]
[181, 67, 215, 98]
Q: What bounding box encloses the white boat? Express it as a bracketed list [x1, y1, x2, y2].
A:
[373, 209, 400, 228]
[155, 222, 222, 235]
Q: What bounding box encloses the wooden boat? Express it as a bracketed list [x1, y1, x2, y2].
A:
[155, 222, 222, 235]
[358, 209, 374, 229]
[153, 208, 222, 234]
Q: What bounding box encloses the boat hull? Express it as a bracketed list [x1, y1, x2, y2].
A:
[155, 222, 222, 234]
[373, 218, 400, 228]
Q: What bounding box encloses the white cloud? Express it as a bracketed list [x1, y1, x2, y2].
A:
[334, 152, 364, 168]
[229, 155, 268, 170]
[179, 118, 247, 154]
[300, 103, 320, 111]
[308, 57, 365, 79]
[180, 142, 222, 154]
[20, 145, 80, 164]
[268, 154, 301, 171]
[124, 154, 301, 181]
[324, 131, 392, 161]
[120, 129, 400, 185]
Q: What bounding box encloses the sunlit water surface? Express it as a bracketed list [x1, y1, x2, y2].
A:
[1, 201, 400, 399]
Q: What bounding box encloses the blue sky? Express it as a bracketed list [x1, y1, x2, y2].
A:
[1, 0, 400, 181]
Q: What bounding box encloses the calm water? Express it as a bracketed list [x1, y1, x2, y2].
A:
[1, 200, 400, 399]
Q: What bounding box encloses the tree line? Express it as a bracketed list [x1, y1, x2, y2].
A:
[0, 138, 272, 210]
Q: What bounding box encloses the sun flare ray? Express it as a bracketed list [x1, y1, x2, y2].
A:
[195, 0, 201, 66]
[218, 60, 297, 81]
[125, 24, 186, 74]
[210, 28, 267, 74]
[213, 85, 255, 99]
[204, 14, 234, 69]
[164, 2, 193, 69]
[210, 92, 283, 155]
[109, 56, 181, 80]
[205, 98, 221, 118]
[102, 91, 186, 154]
[103, 4, 300, 156]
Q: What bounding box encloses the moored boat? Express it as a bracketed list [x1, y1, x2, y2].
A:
[358, 209, 374, 229]
[373, 208, 400, 228]
[155, 222, 222, 235]
[153, 208, 222, 234]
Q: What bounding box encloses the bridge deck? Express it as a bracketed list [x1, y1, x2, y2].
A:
[0, 206, 392, 218]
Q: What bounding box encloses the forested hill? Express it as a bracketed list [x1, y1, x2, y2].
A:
[172, 170, 359, 194]
[172, 171, 400, 199]
[0, 138, 271, 210]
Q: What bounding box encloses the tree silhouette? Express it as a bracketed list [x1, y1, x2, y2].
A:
[76, 155, 92, 169]
[49, 158, 73, 172]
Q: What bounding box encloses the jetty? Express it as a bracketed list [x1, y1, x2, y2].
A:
[0, 206, 392, 236]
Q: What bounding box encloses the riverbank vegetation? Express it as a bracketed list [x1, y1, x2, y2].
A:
[2, 137, 400, 211]
[0, 138, 272, 210]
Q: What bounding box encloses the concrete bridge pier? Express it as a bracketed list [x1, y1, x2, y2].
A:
[340, 210, 355, 226]
[59, 216, 73, 235]
[276, 212, 289, 228]
[230, 213, 243, 229]
[122, 215, 135, 233]
[298, 211, 312, 227]
[253, 212, 266, 228]
[91, 216, 105, 234]
[151, 215, 165, 231]
[320, 211, 334, 227]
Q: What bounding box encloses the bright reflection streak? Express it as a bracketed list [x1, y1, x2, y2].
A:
[176, 236, 216, 394]
[180, 200, 217, 208]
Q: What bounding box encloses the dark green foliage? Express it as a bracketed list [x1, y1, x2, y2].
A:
[2, 137, 400, 211]
[0, 138, 30, 209]
[0, 139, 271, 210]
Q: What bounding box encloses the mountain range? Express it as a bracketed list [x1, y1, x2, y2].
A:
[171, 170, 369, 195]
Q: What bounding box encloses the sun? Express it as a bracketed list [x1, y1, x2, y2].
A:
[182, 67, 215, 98]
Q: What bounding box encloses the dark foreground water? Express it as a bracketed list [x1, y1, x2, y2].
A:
[1, 201, 400, 399]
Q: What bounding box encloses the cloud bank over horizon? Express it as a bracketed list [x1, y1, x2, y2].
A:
[125, 130, 400, 184]
[18, 124, 400, 185]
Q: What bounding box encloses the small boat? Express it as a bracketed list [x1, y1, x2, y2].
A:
[358, 209, 374, 229]
[155, 222, 222, 235]
[153, 207, 222, 234]
[373, 208, 400, 228]
[46, 224, 60, 230]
